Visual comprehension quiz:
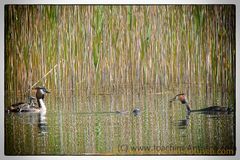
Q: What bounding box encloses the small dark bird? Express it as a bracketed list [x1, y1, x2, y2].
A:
[132, 108, 140, 116]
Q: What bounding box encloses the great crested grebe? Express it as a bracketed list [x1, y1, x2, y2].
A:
[169, 93, 233, 113]
[7, 96, 36, 113]
[7, 86, 50, 113]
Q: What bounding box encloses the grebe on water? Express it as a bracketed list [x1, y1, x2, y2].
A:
[7, 86, 50, 113]
[169, 93, 233, 114]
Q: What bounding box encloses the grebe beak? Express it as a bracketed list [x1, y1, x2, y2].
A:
[169, 96, 177, 103]
[32, 87, 50, 93]
[45, 89, 50, 93]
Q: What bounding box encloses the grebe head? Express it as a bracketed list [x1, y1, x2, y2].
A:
[34, 86, 50, 100]
[132, 108, 140, 116]
[170, 93, 191, 112]
[169, 93, 188, 104]
[28, 96, 36, 106]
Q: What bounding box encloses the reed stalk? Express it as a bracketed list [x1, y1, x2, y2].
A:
[4, 5, 235, 100]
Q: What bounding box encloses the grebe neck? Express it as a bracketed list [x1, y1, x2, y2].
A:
[37, 99, 46, 112]
[185, 103, 191, 112]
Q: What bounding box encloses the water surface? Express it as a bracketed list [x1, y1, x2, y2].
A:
[5, 87, 235, 155]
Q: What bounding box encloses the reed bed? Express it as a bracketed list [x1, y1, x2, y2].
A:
[5, 5, 235, 98]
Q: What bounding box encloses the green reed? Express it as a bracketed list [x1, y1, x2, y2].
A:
[5, 5, 235, 98]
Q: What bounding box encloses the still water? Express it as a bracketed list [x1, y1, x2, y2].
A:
[5, 87, 235, 155]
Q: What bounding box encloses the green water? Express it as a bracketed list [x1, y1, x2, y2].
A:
[5, 86, 235, 155]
